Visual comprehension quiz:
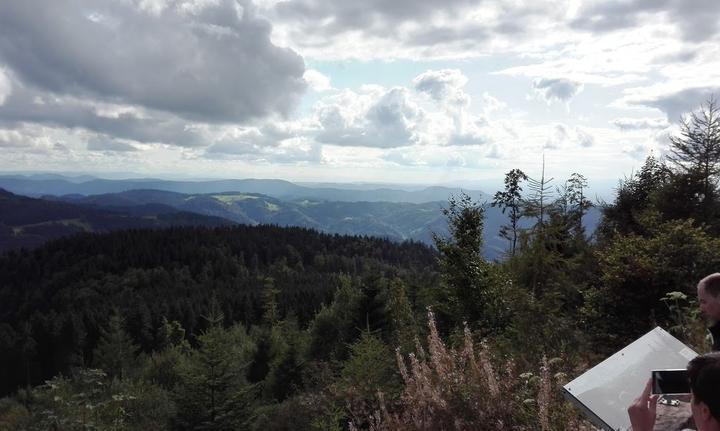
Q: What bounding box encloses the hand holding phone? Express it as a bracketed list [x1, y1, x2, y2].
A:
[651, 369, 690, 395]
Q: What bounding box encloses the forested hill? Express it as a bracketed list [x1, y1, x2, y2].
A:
[53, 188, 602, 258]
[0, 224, 438, 397]
[55, 188, 451, 246]
[0, 188, 234, 252]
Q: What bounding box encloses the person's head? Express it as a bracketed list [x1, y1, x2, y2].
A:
[689, 353, 720, 431]
[698, 274, 720, 324]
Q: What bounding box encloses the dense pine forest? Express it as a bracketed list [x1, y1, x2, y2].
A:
[1, 100, 719, 430]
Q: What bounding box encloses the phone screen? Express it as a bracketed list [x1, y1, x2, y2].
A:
[652, 369, 690, 394]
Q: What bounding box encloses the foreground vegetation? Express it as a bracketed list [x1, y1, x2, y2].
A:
[1, 99, 719, 430]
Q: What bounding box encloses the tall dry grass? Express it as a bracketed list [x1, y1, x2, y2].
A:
[351, 311, 597, 431]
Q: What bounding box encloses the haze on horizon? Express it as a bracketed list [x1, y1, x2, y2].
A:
[0, 0, 719, 197]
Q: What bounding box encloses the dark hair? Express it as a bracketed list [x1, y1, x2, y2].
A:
[688, 352, 720, 421]
[700, 273, 720, 297]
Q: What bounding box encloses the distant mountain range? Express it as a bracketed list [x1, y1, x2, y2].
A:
[0, 189, 233, 252]
[53, 188, 449, 244]
[53, 188, 601, 259]
[0, 174, 602, 259]
[0, 174, 486, 203]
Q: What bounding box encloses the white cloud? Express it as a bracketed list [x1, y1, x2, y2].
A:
[653, 88, 720, 122]
[304, 69, 333, 92]
[532, 77, 583, 104]
[618, 85, 720, 121]
[0, 0, 306, 123]
[314, 87, 423, 148]
[496, 21, 688, 88]
[263, 0, 572, 60]
[571, 0, 720, 43]
[0, 128, 30, 148]
[309, 70, 514, 150]
[192, 69, 513, 161]
[413, 69, 469, 107]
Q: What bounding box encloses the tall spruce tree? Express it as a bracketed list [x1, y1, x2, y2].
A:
[175, 299, 255, 430]
[667, 97, 720, 218]
[523, 156, 554, 229]
[559, 173, 592, 239]
[433, 193, 509, 332]
[93, 311, 139, 380]
[598, 155, 669, 239]
[492, 168, 528, 256]
[521, 157, 555, 294]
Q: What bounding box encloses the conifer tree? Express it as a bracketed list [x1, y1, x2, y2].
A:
[433, 193, 509, 331]
[386, 278, 417, 353]
[340, 330, 400, 422]
[175, 300, 255, 430]
[598, 155, 669, 238]
[518, 157, 558, 294]
[307, 275, 362, 361]
[667, 96, 720, 216]
[557, 173, 592, 239]
[93, 311, 139, 380]
[492, 168, 528, 256]
[523, 156, 554, 229]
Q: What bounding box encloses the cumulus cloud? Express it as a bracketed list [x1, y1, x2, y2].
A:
[0, 0, 306, 123]
[0, 124, 76, 153]
[625, 86, 720, 121]
[205, 126, 285, 154]
[532, 78, 583, 104]
[0, 85, 208, 148]
[612, 117, 670, 130]
[571, 0, 720, 43]
[0, 128, 30, 148]
[309, 70, 510, 150]
[412, 70, 505, 147]
[199, 120, 324, 163]
[266, 140, 323, 163]
[314, 87, 424, 148]
[264, 0, 567, 60]
[304, 69, 333, 92]
[413, 69, 469, 107]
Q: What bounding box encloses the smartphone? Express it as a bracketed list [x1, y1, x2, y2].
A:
[651, 369, 690, 395]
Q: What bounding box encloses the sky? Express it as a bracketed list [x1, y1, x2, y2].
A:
[0, 0, 719, 195]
